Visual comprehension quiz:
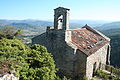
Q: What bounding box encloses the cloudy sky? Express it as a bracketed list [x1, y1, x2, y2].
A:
[0, 0, 120, 21]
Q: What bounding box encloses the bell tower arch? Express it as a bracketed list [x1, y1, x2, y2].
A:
[54, 7, 70, 30]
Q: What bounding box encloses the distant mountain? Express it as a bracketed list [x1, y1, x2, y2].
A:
[1, 19, 120, 35]
[70, 20, 111, 27]
[96, 21, 120, 30]
[0, 19, 53, 35]
[0, 19, 114, 35]
[0, 19, 53, 27]
[100, 28, 120, 35]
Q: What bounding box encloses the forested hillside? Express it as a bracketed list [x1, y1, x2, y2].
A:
[109, 34, 120, 67]
[96, 21, 120, 30]
[0, 19, 109, 34]
[100, 28, 120, 35]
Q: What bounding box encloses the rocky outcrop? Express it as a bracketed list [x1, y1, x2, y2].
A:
[0, 73, 18, 80]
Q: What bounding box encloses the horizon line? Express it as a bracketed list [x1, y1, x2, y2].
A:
[0, 18, 119, 22]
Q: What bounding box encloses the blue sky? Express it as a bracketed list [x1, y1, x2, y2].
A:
[0, 0, 120, 21]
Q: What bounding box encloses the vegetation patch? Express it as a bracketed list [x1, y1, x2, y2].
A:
[0, 38, 70, 80]
[96, 70, 120, 80]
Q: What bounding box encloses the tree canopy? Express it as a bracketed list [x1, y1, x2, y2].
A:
[0, 38, 58, 80]
[0, 25, 70, 80]
[0, 26, 22, 39]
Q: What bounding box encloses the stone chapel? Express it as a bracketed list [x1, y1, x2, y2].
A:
[32, 7, 111, 80]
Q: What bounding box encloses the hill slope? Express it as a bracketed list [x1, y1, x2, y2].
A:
[96, 21, 120, 30]
[109, 34, 120, 67]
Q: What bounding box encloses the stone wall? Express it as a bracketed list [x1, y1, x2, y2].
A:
[73, 50, 87, 80]
[86, 43, 110, 79]
[32, 29, 110, 80]
[32, 29, 77, 78]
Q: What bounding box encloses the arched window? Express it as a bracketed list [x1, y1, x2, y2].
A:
[57, 15, 63, 29]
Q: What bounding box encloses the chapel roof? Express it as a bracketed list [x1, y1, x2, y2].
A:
[71, 24, 109, 56]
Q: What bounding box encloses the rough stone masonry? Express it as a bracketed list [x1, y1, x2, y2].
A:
[32, 7, 111, 80]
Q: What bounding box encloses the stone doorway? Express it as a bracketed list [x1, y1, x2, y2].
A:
[106, 45, 110, 65]
[93, 62, 97, 77]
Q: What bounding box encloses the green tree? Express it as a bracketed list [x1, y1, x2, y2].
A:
[0, 26, 22, 39]
[0, 38, 58, 80]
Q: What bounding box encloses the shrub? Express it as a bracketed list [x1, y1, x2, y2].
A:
[91, 78, 98, 80]
[96, 70, 110, 79]
[83, 76, 88, 80]
[0, 38, 58, 80]
[0, 26, 22, 39]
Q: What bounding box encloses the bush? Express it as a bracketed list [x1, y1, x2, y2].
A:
[0, 38, 58, 80]
[0, 26, 22, 39]
[83, 76, 88, 80]
[91, 78, 98, 80]
[96, 70, 120, 80]
[96, 70, 110, 79]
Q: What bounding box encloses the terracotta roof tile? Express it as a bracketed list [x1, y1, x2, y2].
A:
[71, 27, 109, 56]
